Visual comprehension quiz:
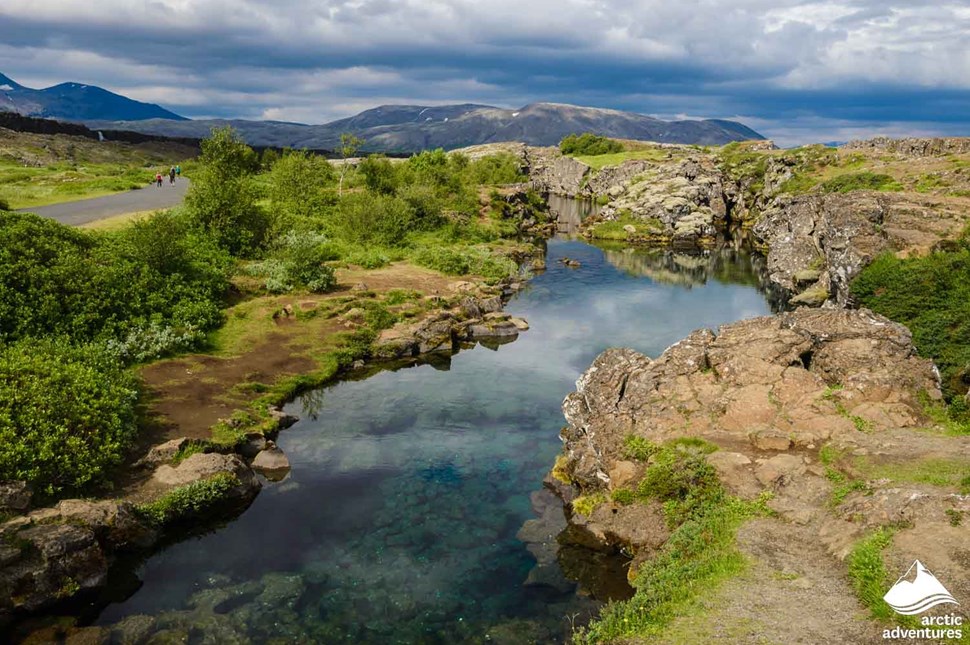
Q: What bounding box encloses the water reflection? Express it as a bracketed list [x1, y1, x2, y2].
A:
[547, 193, 601, 234]
[90, 239, 774, 643]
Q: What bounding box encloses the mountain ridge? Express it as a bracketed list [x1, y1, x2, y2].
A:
[86, 101, 765, 151]
[0, 72, 186, 122]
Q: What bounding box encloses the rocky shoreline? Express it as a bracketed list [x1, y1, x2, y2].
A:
[530, 137, 970, 639]
[0, 260, 542, 632]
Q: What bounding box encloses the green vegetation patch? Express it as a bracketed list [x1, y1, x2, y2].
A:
[586, 212, 663, 241]
[560, 133, 625, 157]
[819, 172, 903, 193]
[852, 244, 970, 418]
[0, 340, 139, 498]
[136, 472, 242, 526]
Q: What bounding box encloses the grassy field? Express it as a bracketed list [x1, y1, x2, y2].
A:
[0, 128, 195, 209]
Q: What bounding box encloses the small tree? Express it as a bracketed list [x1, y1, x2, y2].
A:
[337, 133, 364, 196]
[269, 150, 336, 221]
[185, 126, 270, 256]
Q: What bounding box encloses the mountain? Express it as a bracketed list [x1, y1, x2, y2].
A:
[0, 72, 186, 122]
[85, 102, 764, 151]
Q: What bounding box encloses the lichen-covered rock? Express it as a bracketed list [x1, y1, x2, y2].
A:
[558, 309, 938, 495]
[0, 522, 107, 613]
[149, 453, 260, 503]
[135, 437, 191, 468]
[753, 191, 964, 306]
[0, 480, 32, 514]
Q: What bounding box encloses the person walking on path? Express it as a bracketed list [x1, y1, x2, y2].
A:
[155, 172, 163, 188]
[169, 167, 176, 185]
[175, 165, 181, 178]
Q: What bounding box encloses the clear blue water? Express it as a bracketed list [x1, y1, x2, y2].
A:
[93, 239, 773, 643]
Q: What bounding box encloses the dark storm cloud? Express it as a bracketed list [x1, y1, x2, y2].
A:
[1, 0, 968, 144]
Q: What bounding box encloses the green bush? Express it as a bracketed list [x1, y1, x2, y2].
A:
[560, 133, 625, 156]
[411, 245, 518, 282]
[0, 211, 231, 356]
[268, 150, 336, 221]
[358, 155, 399, 195]
[852, 247, 970, 405]
[185, 126, 271, 256]
[0, 339, 139, 497]
[331, 192, 416, 247]
[820, 172, 902, 193]
[246, 231, 338, 294]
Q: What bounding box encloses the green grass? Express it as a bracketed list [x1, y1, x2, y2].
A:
[853, 456, 970, 490]
[586, 212, 663, 240]
[0, 159, 173, 209]
[574, 148, 669, 170]
[819, 172, 903, 193]
[135, 472, 242, 526]
[847, 527, 899, 621]
[575, 495, 770, 642]
[852, 247, 970, 409]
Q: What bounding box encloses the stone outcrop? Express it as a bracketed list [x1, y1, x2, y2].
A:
[0, 452, 261, 621]
[551, 309, 950, 554]
[753, 192, 966, 306]
[560, 308, 939, 488]
[373, 282, 530, 361]
[842, 136, 970, 157]
[591, 155, 732, 246]
[526, 147, 590, 196]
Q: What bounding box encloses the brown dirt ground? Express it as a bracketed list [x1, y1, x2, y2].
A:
[134, 263, 462, 454]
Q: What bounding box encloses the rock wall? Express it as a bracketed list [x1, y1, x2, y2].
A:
[843, 137, 970, 157]
[753, 191, 966, 306]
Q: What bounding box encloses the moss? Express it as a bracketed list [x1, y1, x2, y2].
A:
[572, 493, 608, 517]
[552, 454, 573, 484]
[611, 488, 636, 505]
[135, 472, 242, 527]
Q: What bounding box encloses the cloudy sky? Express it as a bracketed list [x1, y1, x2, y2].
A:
[0, 0, 967, 145]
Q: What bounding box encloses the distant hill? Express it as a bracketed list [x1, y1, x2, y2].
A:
[87, 102, 765, 151]
[0, 72, 186, 122]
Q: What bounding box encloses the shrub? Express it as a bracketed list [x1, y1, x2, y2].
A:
[411, 245, 518, 282]
[268, 150, 336, 221]
[331, 192, 416, 247]
[185, 126, 271, 256]
[0, 339, 139, 497]
[246, 231, 338, 294]
[0, 210, 231, 353]
[358, 155, 399, 195]
[560, 133, 625, 156]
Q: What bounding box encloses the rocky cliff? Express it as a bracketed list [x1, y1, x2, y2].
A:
[542, 137, 970, 641]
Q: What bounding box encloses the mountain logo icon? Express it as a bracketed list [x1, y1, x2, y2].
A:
[883, 560, 960, 615]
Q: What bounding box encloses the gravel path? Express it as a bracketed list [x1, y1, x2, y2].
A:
[16, 178, 189, 226]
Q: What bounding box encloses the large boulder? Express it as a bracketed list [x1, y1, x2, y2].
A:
[149, 453, 261, 504]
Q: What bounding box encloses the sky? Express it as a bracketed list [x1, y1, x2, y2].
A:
[0, 0, 968, 146]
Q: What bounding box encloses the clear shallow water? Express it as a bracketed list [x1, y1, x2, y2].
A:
[93, 239, 773, 643]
